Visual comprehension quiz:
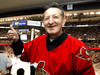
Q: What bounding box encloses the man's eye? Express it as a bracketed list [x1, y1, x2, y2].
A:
[44, 17, 49, 20]
[54, 16, 58, 18]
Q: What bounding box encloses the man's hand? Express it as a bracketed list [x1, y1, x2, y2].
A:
[8, 24, 19, 42]
[0, 69, 5, 75]
[0, 69, 3, 73]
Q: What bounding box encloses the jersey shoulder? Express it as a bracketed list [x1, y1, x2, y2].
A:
[24, 34, 47, 48]
[68, 35, 85, 46]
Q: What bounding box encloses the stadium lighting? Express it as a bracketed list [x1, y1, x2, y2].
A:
[90, 12, 94, 15]
[74, 13, 77, 16]
[96, 11, 100, 14]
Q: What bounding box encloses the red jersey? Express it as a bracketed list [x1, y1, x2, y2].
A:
[21, 34, 95, 75]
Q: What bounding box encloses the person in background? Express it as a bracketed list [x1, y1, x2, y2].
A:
[17, 68, 25, 75]
[0, 45, 12, 75]
[8, 2, 95, 75]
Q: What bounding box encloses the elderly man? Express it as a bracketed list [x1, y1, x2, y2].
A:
[8, 2, 95, 75]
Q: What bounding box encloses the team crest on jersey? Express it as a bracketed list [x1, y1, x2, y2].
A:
[35, 61, 50, 75]
[76, 46, 90, 61]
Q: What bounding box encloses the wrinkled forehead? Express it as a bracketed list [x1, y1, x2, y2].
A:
[44, 7, 61, 16]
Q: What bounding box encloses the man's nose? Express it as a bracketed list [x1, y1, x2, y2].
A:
[48, 17, 54, 24]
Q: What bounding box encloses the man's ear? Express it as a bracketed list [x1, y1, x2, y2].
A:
[62, 17, 66, 26]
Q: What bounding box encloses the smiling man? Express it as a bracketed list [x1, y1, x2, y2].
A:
[43, 7, 66, 39]
[8, 2, 95, 75]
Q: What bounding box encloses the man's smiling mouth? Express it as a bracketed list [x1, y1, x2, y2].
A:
[48, 25, 56, 28]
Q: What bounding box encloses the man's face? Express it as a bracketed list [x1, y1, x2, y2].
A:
[43, 8, 65, 37]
